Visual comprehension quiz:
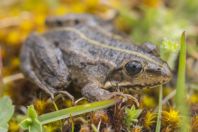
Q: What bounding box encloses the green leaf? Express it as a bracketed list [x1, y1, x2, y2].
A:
[28, 119, 42, 132]
[28, 105, 38, 119]
[124, 105, 142, 129]
[19, 105, 42, 132]
[0, 127, 8, 132]
[20, 118, 32, 129]
[175, 32, 190, 132]
[160, 39, 180, 69]
[38, 99, 116, 125]
[0, 96, 14, 132]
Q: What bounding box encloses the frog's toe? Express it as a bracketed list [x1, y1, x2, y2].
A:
[74, 97, 86, 105]
[105, 92, 139, 107]
[55, 90, 75, 102]
[49, 92, 55, 99]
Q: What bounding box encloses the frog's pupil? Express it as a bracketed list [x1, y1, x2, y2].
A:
[125, 61, 142, 76]
[56, 20, 63, 26]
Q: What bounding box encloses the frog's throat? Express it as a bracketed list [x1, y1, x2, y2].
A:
[62, 27, 163, 67]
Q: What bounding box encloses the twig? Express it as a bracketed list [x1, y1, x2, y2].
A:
[155, 84, 197, 112]
[154, 89, 176, 112]
[0, 12, 32, 29]
[2, 73, 24, 84]
[162, 90, 176, 105]
[0, 46, 3, 96]
[97, 120, 102, 131]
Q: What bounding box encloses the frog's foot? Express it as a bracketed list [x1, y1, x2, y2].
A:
[104, 92, 139, 107]
[81, 83, 139, 107]
[81, 83, 111, 102]
[55, 91, 75, 103]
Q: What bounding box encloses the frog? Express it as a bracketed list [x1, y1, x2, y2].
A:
[20, 14, 172, 102]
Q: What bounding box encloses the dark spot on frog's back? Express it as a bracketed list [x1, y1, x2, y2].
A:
[88, 49, 97, 55]
[80, 62, 86, 68]
[53, 41, 59, 47]
[74, 19, 80, 25]
[107, 49, 114, 57]
[56, 20, 63, 26]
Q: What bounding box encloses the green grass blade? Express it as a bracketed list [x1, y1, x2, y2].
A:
[155, 85, 162, 132]
[91, 124, 99, 132]
[175, 32, 186, 106]
[38, 99, 116, 125]
[175, 32, 190, 132]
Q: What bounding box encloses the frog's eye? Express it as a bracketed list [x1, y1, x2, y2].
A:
[125, 61, 142, 76]
[74, 19, 80, 25]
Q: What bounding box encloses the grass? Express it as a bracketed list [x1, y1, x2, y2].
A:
[175, 32, 190, 132]
[38, 99, 116, 124]
[155, 85, 163, 132]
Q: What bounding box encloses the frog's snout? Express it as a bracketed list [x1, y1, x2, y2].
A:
[161, 63, 172, 82]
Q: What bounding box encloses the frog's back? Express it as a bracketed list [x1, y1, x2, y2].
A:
[43, 25, 162, 67]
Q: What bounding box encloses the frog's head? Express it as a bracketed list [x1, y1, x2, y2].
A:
[105, 56, 172, 89]
[46, 14, 98, 28]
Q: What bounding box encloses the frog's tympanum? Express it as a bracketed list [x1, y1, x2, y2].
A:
[20, 14, 172, 101]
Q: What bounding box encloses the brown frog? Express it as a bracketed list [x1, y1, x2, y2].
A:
[20, 14, 172, 101]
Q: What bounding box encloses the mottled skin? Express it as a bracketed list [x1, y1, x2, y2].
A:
[20, 14, 172, 101]
[46, 14, 115, 32]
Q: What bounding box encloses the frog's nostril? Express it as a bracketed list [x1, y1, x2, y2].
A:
[157, 68, 161, 71]
[162, 63, 172, 78]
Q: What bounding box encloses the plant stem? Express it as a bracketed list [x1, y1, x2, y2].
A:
[155, 85, 162, 132]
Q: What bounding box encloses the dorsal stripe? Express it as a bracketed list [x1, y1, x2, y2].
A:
[62, 27, 162, 66]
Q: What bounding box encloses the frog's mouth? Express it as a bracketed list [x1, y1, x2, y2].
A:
[103, 78, 170, 90]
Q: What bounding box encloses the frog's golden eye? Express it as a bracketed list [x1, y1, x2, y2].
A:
[125, 61, 142, 76]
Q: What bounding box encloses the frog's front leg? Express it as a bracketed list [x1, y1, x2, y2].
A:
[81, 82, 139, 106]
[81, 82, 111, 102]
[20, 33, 72, 100]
